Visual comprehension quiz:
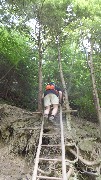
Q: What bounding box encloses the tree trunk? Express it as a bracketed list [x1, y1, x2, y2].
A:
[38, 26, 43, 111]
[88, 42, 101, 134]
[57, 36, 71, 130]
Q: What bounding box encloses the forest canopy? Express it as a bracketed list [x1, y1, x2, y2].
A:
[0, 0, 101, 121]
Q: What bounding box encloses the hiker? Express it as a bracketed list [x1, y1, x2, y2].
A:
[42, 82, 63, 121]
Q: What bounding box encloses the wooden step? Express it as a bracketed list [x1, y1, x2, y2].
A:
[43, 133, 60, 136]
[39, 157, 62, 161]
[41, 144, 61, 147]
[37, 175, 62, 179]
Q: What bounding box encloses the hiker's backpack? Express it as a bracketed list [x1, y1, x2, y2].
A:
[45, 83, 59, 95]
[46, 84, 55, 90]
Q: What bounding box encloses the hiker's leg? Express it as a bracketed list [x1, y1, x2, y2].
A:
[51, 104, 58, 116]
[44, 94, 51, 116]
[44, 106, 50, 115]
[50, 94, 59, 117]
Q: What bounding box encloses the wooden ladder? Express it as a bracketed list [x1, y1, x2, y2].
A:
[32, 105, 67, 180]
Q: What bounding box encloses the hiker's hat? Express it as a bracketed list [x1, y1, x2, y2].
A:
[50, 82, 55, 85]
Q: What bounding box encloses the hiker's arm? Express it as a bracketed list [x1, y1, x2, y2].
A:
[42, 93, 44, 99]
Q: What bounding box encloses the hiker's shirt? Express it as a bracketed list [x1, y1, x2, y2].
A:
[44, 86, 61, 97]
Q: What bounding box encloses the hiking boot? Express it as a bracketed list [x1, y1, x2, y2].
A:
[49, 115, 55, 121]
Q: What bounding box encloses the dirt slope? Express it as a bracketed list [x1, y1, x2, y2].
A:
[0, 103, 101, 180]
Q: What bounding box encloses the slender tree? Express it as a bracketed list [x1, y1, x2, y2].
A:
[87, 39, 101, 134]
[57, 35, 71, 130]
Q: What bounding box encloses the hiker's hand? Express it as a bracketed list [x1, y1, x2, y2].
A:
[59, 100, 63, 106]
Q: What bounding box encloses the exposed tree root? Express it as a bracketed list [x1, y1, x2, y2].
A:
[38, 168, 51, 176]
[66, 143, 79, 164]
[68, 147, 101, 166]
[66, 166, 74, 179]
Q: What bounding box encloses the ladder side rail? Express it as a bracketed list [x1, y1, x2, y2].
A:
[32, 117, 44, 180]
[60, 105, 67, 180]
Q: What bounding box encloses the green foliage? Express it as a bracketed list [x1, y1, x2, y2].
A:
[0, 27, 31, 65]
[0, 26, 39, 110]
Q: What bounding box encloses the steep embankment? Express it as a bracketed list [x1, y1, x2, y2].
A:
[0, 103, 41, 180]
[0, 103, 101, 180]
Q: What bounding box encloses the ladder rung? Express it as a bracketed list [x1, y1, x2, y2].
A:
[53, 124, 60, 126]
[43, 133, 60, 136]
[37, 175, 62, 179]
[39, 157, 78, 163]
[39, 157, 62, 161]
[17, 127, 40, 130]
[41, 144, 61, 147]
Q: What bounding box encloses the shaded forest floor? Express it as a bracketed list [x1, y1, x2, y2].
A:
[0, 102, 101, 180]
